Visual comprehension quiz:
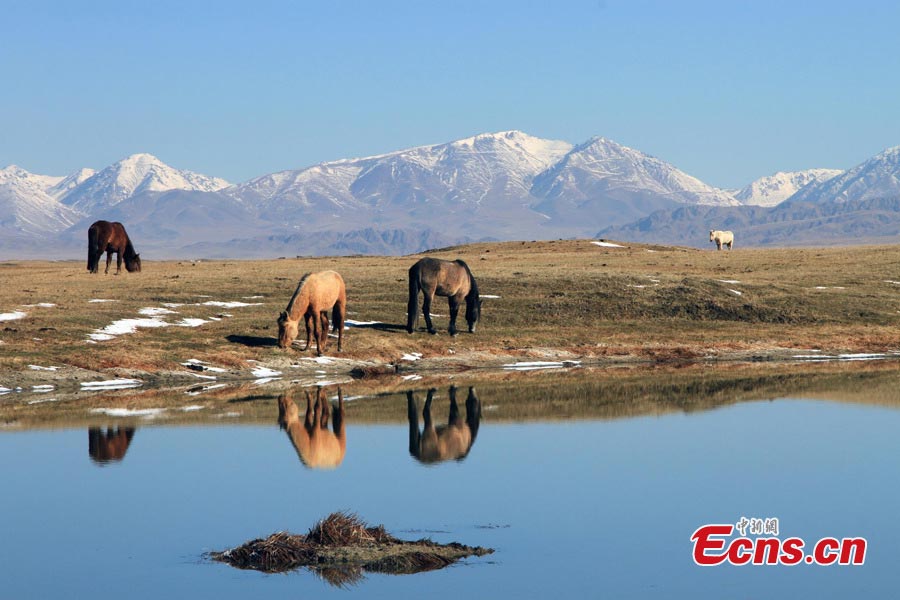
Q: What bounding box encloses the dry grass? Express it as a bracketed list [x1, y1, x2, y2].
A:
[2, 240, 900, 376]
[209, 511, 492, 585]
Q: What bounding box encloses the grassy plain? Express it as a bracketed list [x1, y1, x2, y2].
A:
[1, 239, 900, 386]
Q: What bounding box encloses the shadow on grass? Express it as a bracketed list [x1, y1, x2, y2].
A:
[227, 334, 277, 347]
[347, 322, 407, 333]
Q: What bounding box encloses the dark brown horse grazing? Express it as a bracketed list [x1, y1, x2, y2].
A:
[87, 220, 142, 274]
[407, 386, 481, 464]
[278, 387, 346, 470]
[407, 257, 481, 335]
[277, 270, 347, 355]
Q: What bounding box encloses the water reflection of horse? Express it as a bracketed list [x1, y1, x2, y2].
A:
[407, 257, 482, 335]
[88, 427, 135, 464]
[277, 271, 346, 356]
[407, 386, 481, 464]
[87, 220, 142, 274]
[278, 387, 346, 470]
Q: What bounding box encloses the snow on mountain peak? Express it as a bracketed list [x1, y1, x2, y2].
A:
[736, 169, 843, 206]
[60, 153, 231, 212]
[533, 136, 739, 207]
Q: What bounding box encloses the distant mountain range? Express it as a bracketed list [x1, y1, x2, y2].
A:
[2, 131, 899, 258]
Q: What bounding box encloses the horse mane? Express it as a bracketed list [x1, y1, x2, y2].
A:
[285, 273, 312, 320]
[124, 236, 138, 260]
[454, 259, 479, 301]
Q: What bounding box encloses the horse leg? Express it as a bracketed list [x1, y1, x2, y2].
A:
[716, 240, 722, 251]
[423, 388, 436, 430]
[304, 391, 315, 429]
[312, 310, 323, 356]
[115, 249, 123, 274]
[333, 298, 345, 352]
[448, 296, 460, 336]
[317, 389, 329, 429]
[407, 391, 421, 457]
[302, 313, 314, 351]
[423, 292, 436, 335]
[318, 311, 329, 354]
[105, 250, 113, 274]
[448, 385, 461, 426]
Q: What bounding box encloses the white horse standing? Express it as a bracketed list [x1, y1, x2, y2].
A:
[709, 230, 734, 251]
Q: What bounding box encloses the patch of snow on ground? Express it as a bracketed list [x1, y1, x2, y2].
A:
[202, 301, 262, 308]
[24, 303, 56, 308]
[728, 289, 742, 296]
[80, 378, 142, 389]
[401, 374, 422, 381]
[401, 352, 423, 361]
[242, 296, 264, 299]
[176, 318, 208, 327]
[162, 302, 185, 308]
[28, 365, 60, 371]
[31, 385, 54, 392]
[0, 310, 27, 322]
[814, 286, 846, 290]
[182, 359, 227, 372]
[251, 366, 282, 378]
[90, 407, 165, 417]
[180, 405, 204, 411]
[139, 307, 177, 316]
[88, 299, 117, 303]
[89, 317, 169, 340]
[718, 280, 741, 284]
[884, 281, 900, 285]
[0, 387, 12, 394]
[298, 357, 334, 365]
[481, 295, 501, 299]
[591, 241, 625, 248]
[344, 319, 381, 328]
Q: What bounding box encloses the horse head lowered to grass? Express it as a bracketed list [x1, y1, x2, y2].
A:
[277, 270, 346, 355]
[407, 257, 481, 335]
[87, 220, 141, 274]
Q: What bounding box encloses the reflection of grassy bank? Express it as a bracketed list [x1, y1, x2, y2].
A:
[3, 361, 900, 430]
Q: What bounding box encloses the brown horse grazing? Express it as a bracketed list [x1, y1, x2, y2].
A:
[407, 257, 482, 335]
[277, 271, 347, 355]
[407, 386, 481, 464]
[87, 220, 142, 274]
[88, 427, 136, 464]
[278, 388, 346, 470]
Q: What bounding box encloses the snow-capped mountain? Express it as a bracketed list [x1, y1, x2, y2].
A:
[61, 153, 230, 213]
[787, 146, 900, 205]
[0, 165, 80, 234]
[48, 167, 96, 200]
[230, 130, 573, 221]
[529, 136, 739, 228]
[735, 169, 842, 206]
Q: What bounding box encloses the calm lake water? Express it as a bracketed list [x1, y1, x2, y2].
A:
[1, 369, 899, 598]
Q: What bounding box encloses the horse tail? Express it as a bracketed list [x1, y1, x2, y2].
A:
[87, 224, 99, 272]
[406, 262, 421, 333]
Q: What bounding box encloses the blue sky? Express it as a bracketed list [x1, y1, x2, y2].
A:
[2, 0, 899, 188]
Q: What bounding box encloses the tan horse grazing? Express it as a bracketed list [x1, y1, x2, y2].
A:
[407, 386, 481, 464]
[88, 426, 136, 464]
[407, 257, 482, 335]
[278, 388, 346, 470]
[277, 271, 346, 355]
[87, 220, 142, 274]
[709, 229, 734, 250]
